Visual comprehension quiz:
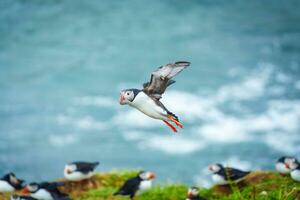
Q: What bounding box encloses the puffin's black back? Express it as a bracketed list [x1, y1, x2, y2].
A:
[71, 161, 99, 174]
[218, 167, 250, 181]
[114, 176, 141, 198]
[1, 172, 24, 189]
[11, 195, 38, 200]
[277, 156, 286, 163]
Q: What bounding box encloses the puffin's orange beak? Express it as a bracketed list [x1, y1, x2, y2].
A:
[285, 163, 290, 169]
[149, 172, 156, 180]
[187, 192, 193, 198]
[119, 93, 126, 105]
[21, 187, 30, 194]
[65, 168, 72, 174]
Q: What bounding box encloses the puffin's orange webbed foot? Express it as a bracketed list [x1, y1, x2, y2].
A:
[163, 120, 177, 133]
[167, 115, 183, 128]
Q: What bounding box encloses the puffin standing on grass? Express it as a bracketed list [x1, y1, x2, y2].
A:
[119, 61, 190, 133]
[22, 182, 71, 200]
[64, 161, 99, 181]
[208, 163, 250, 185]
[287, 159, 300, 182]
[0, 172, 24, 192]
[275, 156, 298, 175]
[114, 171, 155, 199]
[186, 187, 207, 200]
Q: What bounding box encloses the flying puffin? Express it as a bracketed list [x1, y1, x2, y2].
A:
[275, 156, 297, 175]
[11, 195, 38, 200]
[287, 159, 300, 182]
[119, 61, 190, 133]
[186, 187, 207, 200]
[64, 161, 99, 181]
[21, 182, 71, 200]
[0, 172, 24, 192]
[114, 171, 155, 199]
[208, 163, 250, 185]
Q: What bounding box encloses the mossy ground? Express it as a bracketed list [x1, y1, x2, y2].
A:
[1, 170, 300, 200]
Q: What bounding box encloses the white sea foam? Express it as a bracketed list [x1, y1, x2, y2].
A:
[215, 65, 273, 102]
[49, 134, 78, 146]
[57, 114, 108, 130]
[112, 110, 161, 128]
[295, 81, 300, 90]
[122, 131, 205, 155]
[74, 96, 117, 108]
[265, 132, 300, 154]
[222, 156, 253, 170]
[142, 135, 206, 155]
[197, 117, 253, 143]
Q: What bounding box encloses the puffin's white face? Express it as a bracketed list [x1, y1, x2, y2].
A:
[9, 173, 19, 185]
[208, 164, 222, 173]
[187, 187, 199, 198]
[119, 90, 135, 105]
[287, 159, 298, 170]
[139, 171, 156, 180]
[64, 164, 77, 174]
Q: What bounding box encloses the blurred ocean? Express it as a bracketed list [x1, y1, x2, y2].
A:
[0, 0, 300, 186]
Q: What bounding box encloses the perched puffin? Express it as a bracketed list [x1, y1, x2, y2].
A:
[287, 159, 300, 182]
[275, 156, 297, 175]
[186, 187, 207, 200]
[0, 172, 24, 192]
[114, 171, 155, 199]
[22, 182, 71, 200]
[11, 195, 38, 200]
[64, 161, 99, 181]
[208, 163, 250, 185]
[119, 61, 190, 133]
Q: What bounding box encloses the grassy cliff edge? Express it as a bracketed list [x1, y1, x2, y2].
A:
[2, 170, 300, 200]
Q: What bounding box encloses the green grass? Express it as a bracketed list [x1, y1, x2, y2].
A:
[2, 170, 300, 200]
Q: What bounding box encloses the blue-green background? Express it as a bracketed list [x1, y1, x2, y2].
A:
[0, 0, 300, 186]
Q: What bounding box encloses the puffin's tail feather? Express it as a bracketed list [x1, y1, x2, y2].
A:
[113, 190, 123, 196]
[167, 111, 178, 121]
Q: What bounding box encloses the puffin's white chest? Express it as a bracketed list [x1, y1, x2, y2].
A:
[139, 180, 152, 191]
[291, 170, 300, 181]
[64, 171, 93, 181]
[136, 180, 152, 195]
[276, 163, 290, 174]
[212, 174, 227, 185]
[130, 92, 167, 120]
[31, 189, 53, 200]
[0, 180, 14, 192]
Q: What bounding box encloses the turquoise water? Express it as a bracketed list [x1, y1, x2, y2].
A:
[0, 0, 300, 186]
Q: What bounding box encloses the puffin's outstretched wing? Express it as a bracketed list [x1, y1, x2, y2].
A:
[143, 61, 190, 100]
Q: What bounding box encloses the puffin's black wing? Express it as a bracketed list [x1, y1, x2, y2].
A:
[11, 195, 38, 200]
[143, 61, 190, 100]
[40, 182, 64, 193]
[114, 176, 140, 198]
[51, 192, 72, 200]
[71, 161, 99, 174]
[224, 168, 250, 181]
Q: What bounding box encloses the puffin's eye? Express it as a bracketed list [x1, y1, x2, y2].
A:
[127, 92, 130, 95]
